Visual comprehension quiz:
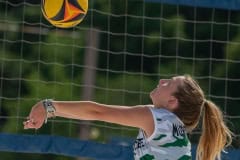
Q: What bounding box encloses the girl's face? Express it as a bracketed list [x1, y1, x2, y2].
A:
[150, 76, 184, 109]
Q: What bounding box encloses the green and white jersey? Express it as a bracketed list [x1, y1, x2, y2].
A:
[133, 107, 191, 160]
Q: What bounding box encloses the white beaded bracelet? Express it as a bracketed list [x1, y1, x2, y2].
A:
[42, 99, 56, 123]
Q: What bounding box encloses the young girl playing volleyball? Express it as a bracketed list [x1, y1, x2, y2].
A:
[24, 75, 232, 160]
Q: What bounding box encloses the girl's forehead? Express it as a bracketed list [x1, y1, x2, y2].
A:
[173, 76, 185, 80]
[172, 76, 185, 86]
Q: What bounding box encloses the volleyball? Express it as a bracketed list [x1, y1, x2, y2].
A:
[41, 0, 88, 28]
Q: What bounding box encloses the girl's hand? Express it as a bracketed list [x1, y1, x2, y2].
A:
[23, 102, 46, 129]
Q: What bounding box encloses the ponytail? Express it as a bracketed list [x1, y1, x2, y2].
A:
[197, 100, 233, 160]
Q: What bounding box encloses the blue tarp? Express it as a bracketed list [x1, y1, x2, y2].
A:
[0, 133, 240, 160]
[145, 0, 240, 10]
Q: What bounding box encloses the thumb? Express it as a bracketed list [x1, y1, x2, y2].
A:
[23, 120, 37, 129]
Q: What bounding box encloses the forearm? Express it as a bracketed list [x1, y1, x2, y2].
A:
[53, 101, 101, 120]
[24, 100, 109, 130]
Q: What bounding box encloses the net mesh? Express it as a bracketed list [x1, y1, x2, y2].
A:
[0, 0, 240, 159]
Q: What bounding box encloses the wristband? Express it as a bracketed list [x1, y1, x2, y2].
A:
[42, 99, 56, 123]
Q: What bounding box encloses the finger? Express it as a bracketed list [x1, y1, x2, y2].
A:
[23, 121, 28, 126]
[23, 120, 31, 125]
[30, 118, 36, 124]
[24, 124, 29, 129]
[34, 120, 44, 129]
[23, 121, 29, 129]
[24, 120, 37, 129]
[23, 120, 32, 129]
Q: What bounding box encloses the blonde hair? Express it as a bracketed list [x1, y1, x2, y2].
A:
[173, 75, 232, 160]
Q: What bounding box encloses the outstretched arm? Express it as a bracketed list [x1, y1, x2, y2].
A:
[23, 100, 154, 137]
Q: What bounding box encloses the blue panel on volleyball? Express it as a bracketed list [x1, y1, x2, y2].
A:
[145, 0, 240, 10]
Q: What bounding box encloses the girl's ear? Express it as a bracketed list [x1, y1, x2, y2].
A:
[167, 96, 179, 111]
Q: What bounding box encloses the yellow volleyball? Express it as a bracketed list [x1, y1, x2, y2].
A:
[41, 0, 88, 28]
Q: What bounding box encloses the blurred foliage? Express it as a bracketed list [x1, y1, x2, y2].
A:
[0, 0, 240, 159]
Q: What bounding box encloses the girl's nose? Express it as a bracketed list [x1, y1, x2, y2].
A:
[159, 79, 167, 85]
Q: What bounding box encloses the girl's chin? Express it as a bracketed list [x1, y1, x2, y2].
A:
[149, 93, 152, 98]
[149, 93, 154, 100]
